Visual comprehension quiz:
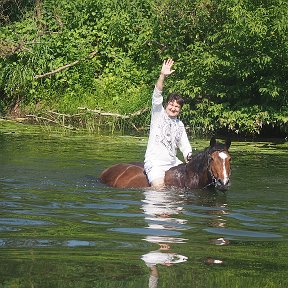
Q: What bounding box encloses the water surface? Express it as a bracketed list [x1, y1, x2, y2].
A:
[0, 122, 288, 287]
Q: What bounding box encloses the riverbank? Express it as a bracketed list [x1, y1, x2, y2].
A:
[1, 118, 287, 146]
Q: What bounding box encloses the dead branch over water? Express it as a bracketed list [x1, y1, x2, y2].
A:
[77, 107, 149, 119]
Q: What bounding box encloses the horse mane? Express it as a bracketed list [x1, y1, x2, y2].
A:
[187, 142, 228, 173]
[187, 148, 209, 172]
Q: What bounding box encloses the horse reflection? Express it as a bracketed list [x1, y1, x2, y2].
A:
[100, 137, 232, 191]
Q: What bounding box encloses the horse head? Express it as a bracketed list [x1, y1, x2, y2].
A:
[207, 137, 231, 191]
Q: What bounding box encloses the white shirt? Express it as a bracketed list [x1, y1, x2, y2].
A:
[144, 87, 192, 168]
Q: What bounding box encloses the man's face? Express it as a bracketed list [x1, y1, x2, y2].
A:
[165, 100, 181, 118]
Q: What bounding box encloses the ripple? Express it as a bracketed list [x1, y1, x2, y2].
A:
[110, 227, 182, 236]
[97, 198, 141, 205]
[0, 226, 19, 232]
[99, 212, 144, 217]
[143, 235, 188, 244]
[0, 238, 97, 248]
[204, 227, 283, 239]
[64, 240, 96, 247]
[0, 218, 54, 226]
[241, 222, 276, 229]
[183, 211, 213, 218]
[5, 210, 52, 216]
[65, 203, 128, 210]
[228, 213, 257, 221]
[82, 220, 112, 225]
[235, 208, 279, 215]
[0, 201, 20, 208]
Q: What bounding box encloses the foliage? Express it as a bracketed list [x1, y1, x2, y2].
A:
[0, 0, 287, 136]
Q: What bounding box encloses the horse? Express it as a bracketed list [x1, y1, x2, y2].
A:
[100, 137, 231, 191]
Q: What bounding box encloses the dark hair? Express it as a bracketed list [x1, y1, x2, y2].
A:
[166, 93, 185, 108]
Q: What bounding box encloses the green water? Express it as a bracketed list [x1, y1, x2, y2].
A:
[0, 122, 288, 288]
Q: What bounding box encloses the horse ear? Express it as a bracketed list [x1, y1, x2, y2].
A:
[186, 152, 193, 162]
[225, 138, 231, 150]
[210, 136, 216, 147]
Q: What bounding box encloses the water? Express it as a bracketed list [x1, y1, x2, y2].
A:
[0, 123, 288, 288]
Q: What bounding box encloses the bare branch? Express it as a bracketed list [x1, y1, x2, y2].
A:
[78, 107, 149, 119]
[34, 60, 80, 79]
[26, 114, 77, 130]
[34, 50, 97, 79]
[77, 107, 130, 119]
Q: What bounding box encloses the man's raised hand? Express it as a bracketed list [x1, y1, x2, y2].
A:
[160, 59, 175, 76]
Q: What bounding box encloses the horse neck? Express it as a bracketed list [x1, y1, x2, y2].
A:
[185, 148, 211, 187]
[187, 148, 210, 172]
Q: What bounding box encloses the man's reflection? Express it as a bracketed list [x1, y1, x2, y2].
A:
[141, 189, 188, 288]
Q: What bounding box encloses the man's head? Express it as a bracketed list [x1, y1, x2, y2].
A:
[165, 93, 184, 118]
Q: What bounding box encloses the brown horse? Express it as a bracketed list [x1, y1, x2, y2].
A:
[100, 137, 231, 191]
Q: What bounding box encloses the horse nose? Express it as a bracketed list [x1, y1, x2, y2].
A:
[217, 178, 230, 187]
[223, 176, 230, 185]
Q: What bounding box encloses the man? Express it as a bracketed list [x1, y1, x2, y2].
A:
[144, 59, 192, 189]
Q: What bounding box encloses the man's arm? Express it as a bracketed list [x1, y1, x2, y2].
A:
[155, 59, 175, 91]
[178, 128, 192, 162]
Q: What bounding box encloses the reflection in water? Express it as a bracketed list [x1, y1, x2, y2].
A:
[140, 189, 232, 286]
[194, 192, 230, 265]
[141, 189, 188, 288]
